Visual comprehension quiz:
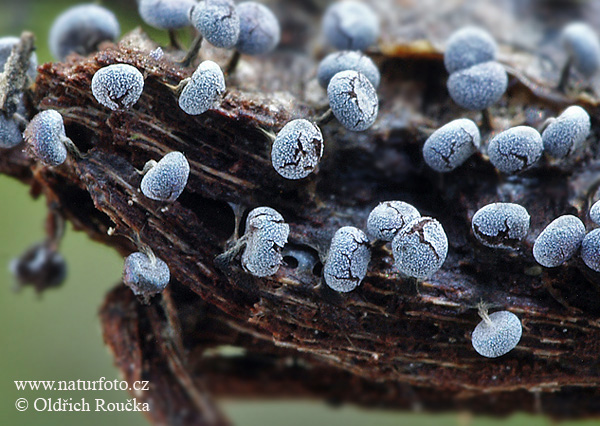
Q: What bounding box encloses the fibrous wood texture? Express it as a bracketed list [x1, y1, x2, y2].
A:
[2, 0, 600, 424]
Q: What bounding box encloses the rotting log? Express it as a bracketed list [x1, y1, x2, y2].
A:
[3, 0, 600, 424]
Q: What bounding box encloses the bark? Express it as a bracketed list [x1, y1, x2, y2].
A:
[3, 0, 600, 424]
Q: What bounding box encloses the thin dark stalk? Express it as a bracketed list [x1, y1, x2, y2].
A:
[315, 108, 334, 126]
[225, 51, 241, 75]
[168, 29, 181, 50]
[481, 108, 493, 132]
[557, 58, 572, 93]
[180, 34, 204, 68]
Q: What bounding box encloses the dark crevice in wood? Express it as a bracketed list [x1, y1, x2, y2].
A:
[177, 192, 237, 243]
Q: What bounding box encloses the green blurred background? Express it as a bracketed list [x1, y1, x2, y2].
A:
[0, 1, 597, 425]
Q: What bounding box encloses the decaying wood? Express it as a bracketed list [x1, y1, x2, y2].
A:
[3, 0, 600, 424]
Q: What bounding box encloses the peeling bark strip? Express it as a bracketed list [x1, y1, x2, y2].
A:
[0, 31, 35, 115]
[4, 0, 600, 422]
[101, 283, 600, 424]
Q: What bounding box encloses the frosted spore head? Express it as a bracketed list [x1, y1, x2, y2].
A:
[317, 50, 380, 89]
[323, 226, 371, 293]
[328, 70, 379, 132]
[241, 207, 290, 277]
[542, 106, 590, 159]
[91, 64, 144, 111]
[123, 252, 170, 300]
[367, 201, 421, 242]
[487, 126, 543, 174]
[191, 0, 240, 49]
[140, 151, 190, 202]
[0, 113, 23, 149]
[149, 47, 164, 61]
[0, 36, 38, 80]
[472, 310, 522, 358]
[271, 119, 324, 180]
[444, 26, 498, 74]
[392, 217, 448, 279]
[590, 200, 600, 225]
[49, 4, 120, 61]
[582, 229, 600, 272]
[472, 203, 530, 249]
[178, 60, 226, 116]
[244, 207, 289, 248]
[423, 118, 480, 172]
[24, 110, 69, 166]
[1, 94, 27, 149]
[561, 22, 600, 77]
[533, 215, 586, 267]
[235, 2, 280, 55]
[322, 1, 379, 51]
[447, 61, 508, 110]
[138, 0, 197, 30]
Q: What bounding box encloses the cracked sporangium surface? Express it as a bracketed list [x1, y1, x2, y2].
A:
[367, 201, 421, 242]
[323, 226, 371, 293]
[242, 207, 290, 277]
[271, 119, 323, 180]
[178, 60, 226, 116]
[423, 118, 480, 172]
[487, 126, 543, 174]
[392, 217, 448, 280]
[192, 0, 239, 49]
[91, 63, 144, 110]
[471, 202, 530, 249]
[328, 70, 378, 132]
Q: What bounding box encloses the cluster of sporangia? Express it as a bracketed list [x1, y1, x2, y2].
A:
[2, 1, 600, 358]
